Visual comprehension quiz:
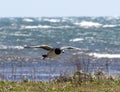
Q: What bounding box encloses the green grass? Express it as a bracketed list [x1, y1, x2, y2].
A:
[0, 80, 120, 92]
[0, 71, 120, 92]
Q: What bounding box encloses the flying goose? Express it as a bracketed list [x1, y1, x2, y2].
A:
[24, 45, 81, 59]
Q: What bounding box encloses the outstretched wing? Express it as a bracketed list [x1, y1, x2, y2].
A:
[60, 46, 81, 50]
[24, 45, 53, 51]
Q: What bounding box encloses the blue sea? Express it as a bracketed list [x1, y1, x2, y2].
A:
[0, 17, 120, 81]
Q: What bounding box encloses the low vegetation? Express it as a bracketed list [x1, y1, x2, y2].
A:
[0, 71, 120, 92]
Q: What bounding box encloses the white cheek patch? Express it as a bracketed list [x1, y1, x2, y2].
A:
[62, 50, 64, 53]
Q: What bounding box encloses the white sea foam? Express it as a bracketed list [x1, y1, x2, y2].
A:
[0, 45, 24, 50]
[21, 25, 51, 29]
[10, 46, 24, 49]
[106, 16, 120, 20]
[69, 38, 84, 42]
[89, 53, 120, 58]
[74, 21, 102, 28]
[103, 24, 118, 28]
[8, 32, 31, 37]
[43, 18, 60, 22]
[23, 18, 34, 22]
[0, 45, 7, 49]
[21, 25, 74, 29]
[74, 21, 118, 28]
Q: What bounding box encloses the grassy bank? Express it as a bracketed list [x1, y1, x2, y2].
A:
[0, 71, 120, 92]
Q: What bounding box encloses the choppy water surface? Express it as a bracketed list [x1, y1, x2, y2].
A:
[0, 17, 120, 81]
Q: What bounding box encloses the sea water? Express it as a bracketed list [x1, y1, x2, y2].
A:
[0, 17, 120, 81]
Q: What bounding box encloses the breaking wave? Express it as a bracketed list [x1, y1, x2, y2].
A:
[74, 21, 102, 28]
[89, 53, 120, 58]
[0, 45, 24, 50]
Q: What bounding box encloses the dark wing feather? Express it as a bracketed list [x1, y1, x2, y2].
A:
[24, 45, 53, 51]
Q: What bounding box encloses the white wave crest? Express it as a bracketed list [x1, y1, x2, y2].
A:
[69, 38, 84, 42]
[10, 46, 24, 49]
[0, 45, 7, 49]
[103, 24, 118, 28]
[74, 21, 102, 28]
[89, 53, 120, 58]
[9, 32, 31, 37]
[43, 18, 60, 22]
[23, 18, 34, 22]
[0, 45, 24, 50]
[21, 25, 74, 29]
[21, 25, 51, 29]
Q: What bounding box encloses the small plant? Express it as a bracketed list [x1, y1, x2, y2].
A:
[23, 77, 30, 83]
